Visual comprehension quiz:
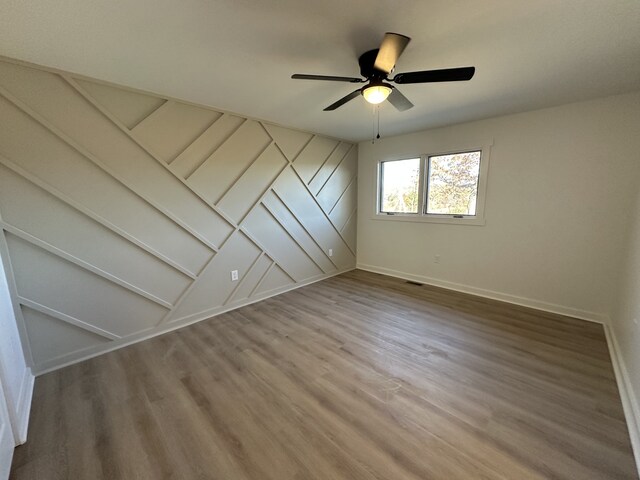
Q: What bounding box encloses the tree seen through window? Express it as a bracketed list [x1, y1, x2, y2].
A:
[426, 151, 481, 215]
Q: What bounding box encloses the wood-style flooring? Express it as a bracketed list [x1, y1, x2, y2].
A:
[10, 269, 638, 479]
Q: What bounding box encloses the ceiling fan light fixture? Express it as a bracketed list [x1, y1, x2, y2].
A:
[291, 31, 474, 112]
[362, 84, 392, 104]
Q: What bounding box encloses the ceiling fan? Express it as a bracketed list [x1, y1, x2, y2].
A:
[291, 32, 475, 112]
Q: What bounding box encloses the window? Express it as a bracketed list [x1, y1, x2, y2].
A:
[379, 158, 420, 214]
[376, 147, 489, 225]
[426, 151, 481, 216]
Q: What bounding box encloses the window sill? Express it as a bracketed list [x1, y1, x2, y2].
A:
[372, 214, 485, 226]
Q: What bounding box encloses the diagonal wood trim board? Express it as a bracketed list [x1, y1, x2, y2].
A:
[0, 55, 358, 373]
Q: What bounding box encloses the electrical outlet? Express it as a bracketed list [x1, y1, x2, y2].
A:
[231, 270, 238, 281]
[434, 254, 441, 264]
[328, 248, 333, 257]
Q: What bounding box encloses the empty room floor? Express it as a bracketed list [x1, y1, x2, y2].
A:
[10, 270, 638, 479]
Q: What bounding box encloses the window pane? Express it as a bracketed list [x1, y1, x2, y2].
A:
[380, 158, 420, 213]
[426, 151, 481, 215]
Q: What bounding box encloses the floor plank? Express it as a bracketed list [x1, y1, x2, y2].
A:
[11, 269, 638, 479]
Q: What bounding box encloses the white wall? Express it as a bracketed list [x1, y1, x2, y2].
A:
[0, 57, 357, 374]
[357, 91, 640, 322]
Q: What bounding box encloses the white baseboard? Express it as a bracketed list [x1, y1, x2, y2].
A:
[604, 323, 640, 476]
[358, 263, 639, 474]
[13, 367, 33, 445]
[356, 263, 608, 324]
[33, 266, 356, 376]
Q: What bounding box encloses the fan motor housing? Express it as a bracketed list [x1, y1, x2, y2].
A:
[359, 49, 388, 80]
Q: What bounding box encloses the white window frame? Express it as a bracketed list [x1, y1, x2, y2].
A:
[373, 142, 492, 226]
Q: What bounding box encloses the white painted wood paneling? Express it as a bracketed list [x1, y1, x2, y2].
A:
[170, 114, 245, 178]
[328, 180, 357, 232]
[229, 255, 273, 303]
[131, 101, 221, 162]
[255, 265, 293, 296]
[0, 97, 212, 275]
[273, 168, 353, 268]
[0, 166, 191, 304]
[341, 211, 357, 252]
[262, 191, 334, 273]
[22, 307, 109, 366]
[316, 146, 358, 213]
[308, 143, 352, 195]
[188, 120, 271, 203]
[262, 124, 312, 162]
[217, 143, 288, 223]
[74, 79, 165, 130]
[0, 63, 234, 249]
[243, 205, 323, 282]
[7, 234, 166, 337]
[0, 56, 357, 373]
[168, 231, 260, 321]
[293, 136, 339, 183]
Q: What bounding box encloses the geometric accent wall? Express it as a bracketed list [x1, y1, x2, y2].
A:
[0, 57, 357, 373]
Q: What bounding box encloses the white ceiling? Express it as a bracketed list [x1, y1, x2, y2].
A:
[1, 0, 639, 142]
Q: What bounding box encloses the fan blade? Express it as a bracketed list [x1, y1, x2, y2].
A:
[387, 88, 414, 112]
[292, 74, 363, 83]
[323, 89, 362, 111]
[393, 66, 475, 84]
[374, 32, 411, 74]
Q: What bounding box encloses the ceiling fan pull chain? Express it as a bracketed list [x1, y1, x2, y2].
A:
[372, 104, 376, 144]
[377, 105, 381, 140]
